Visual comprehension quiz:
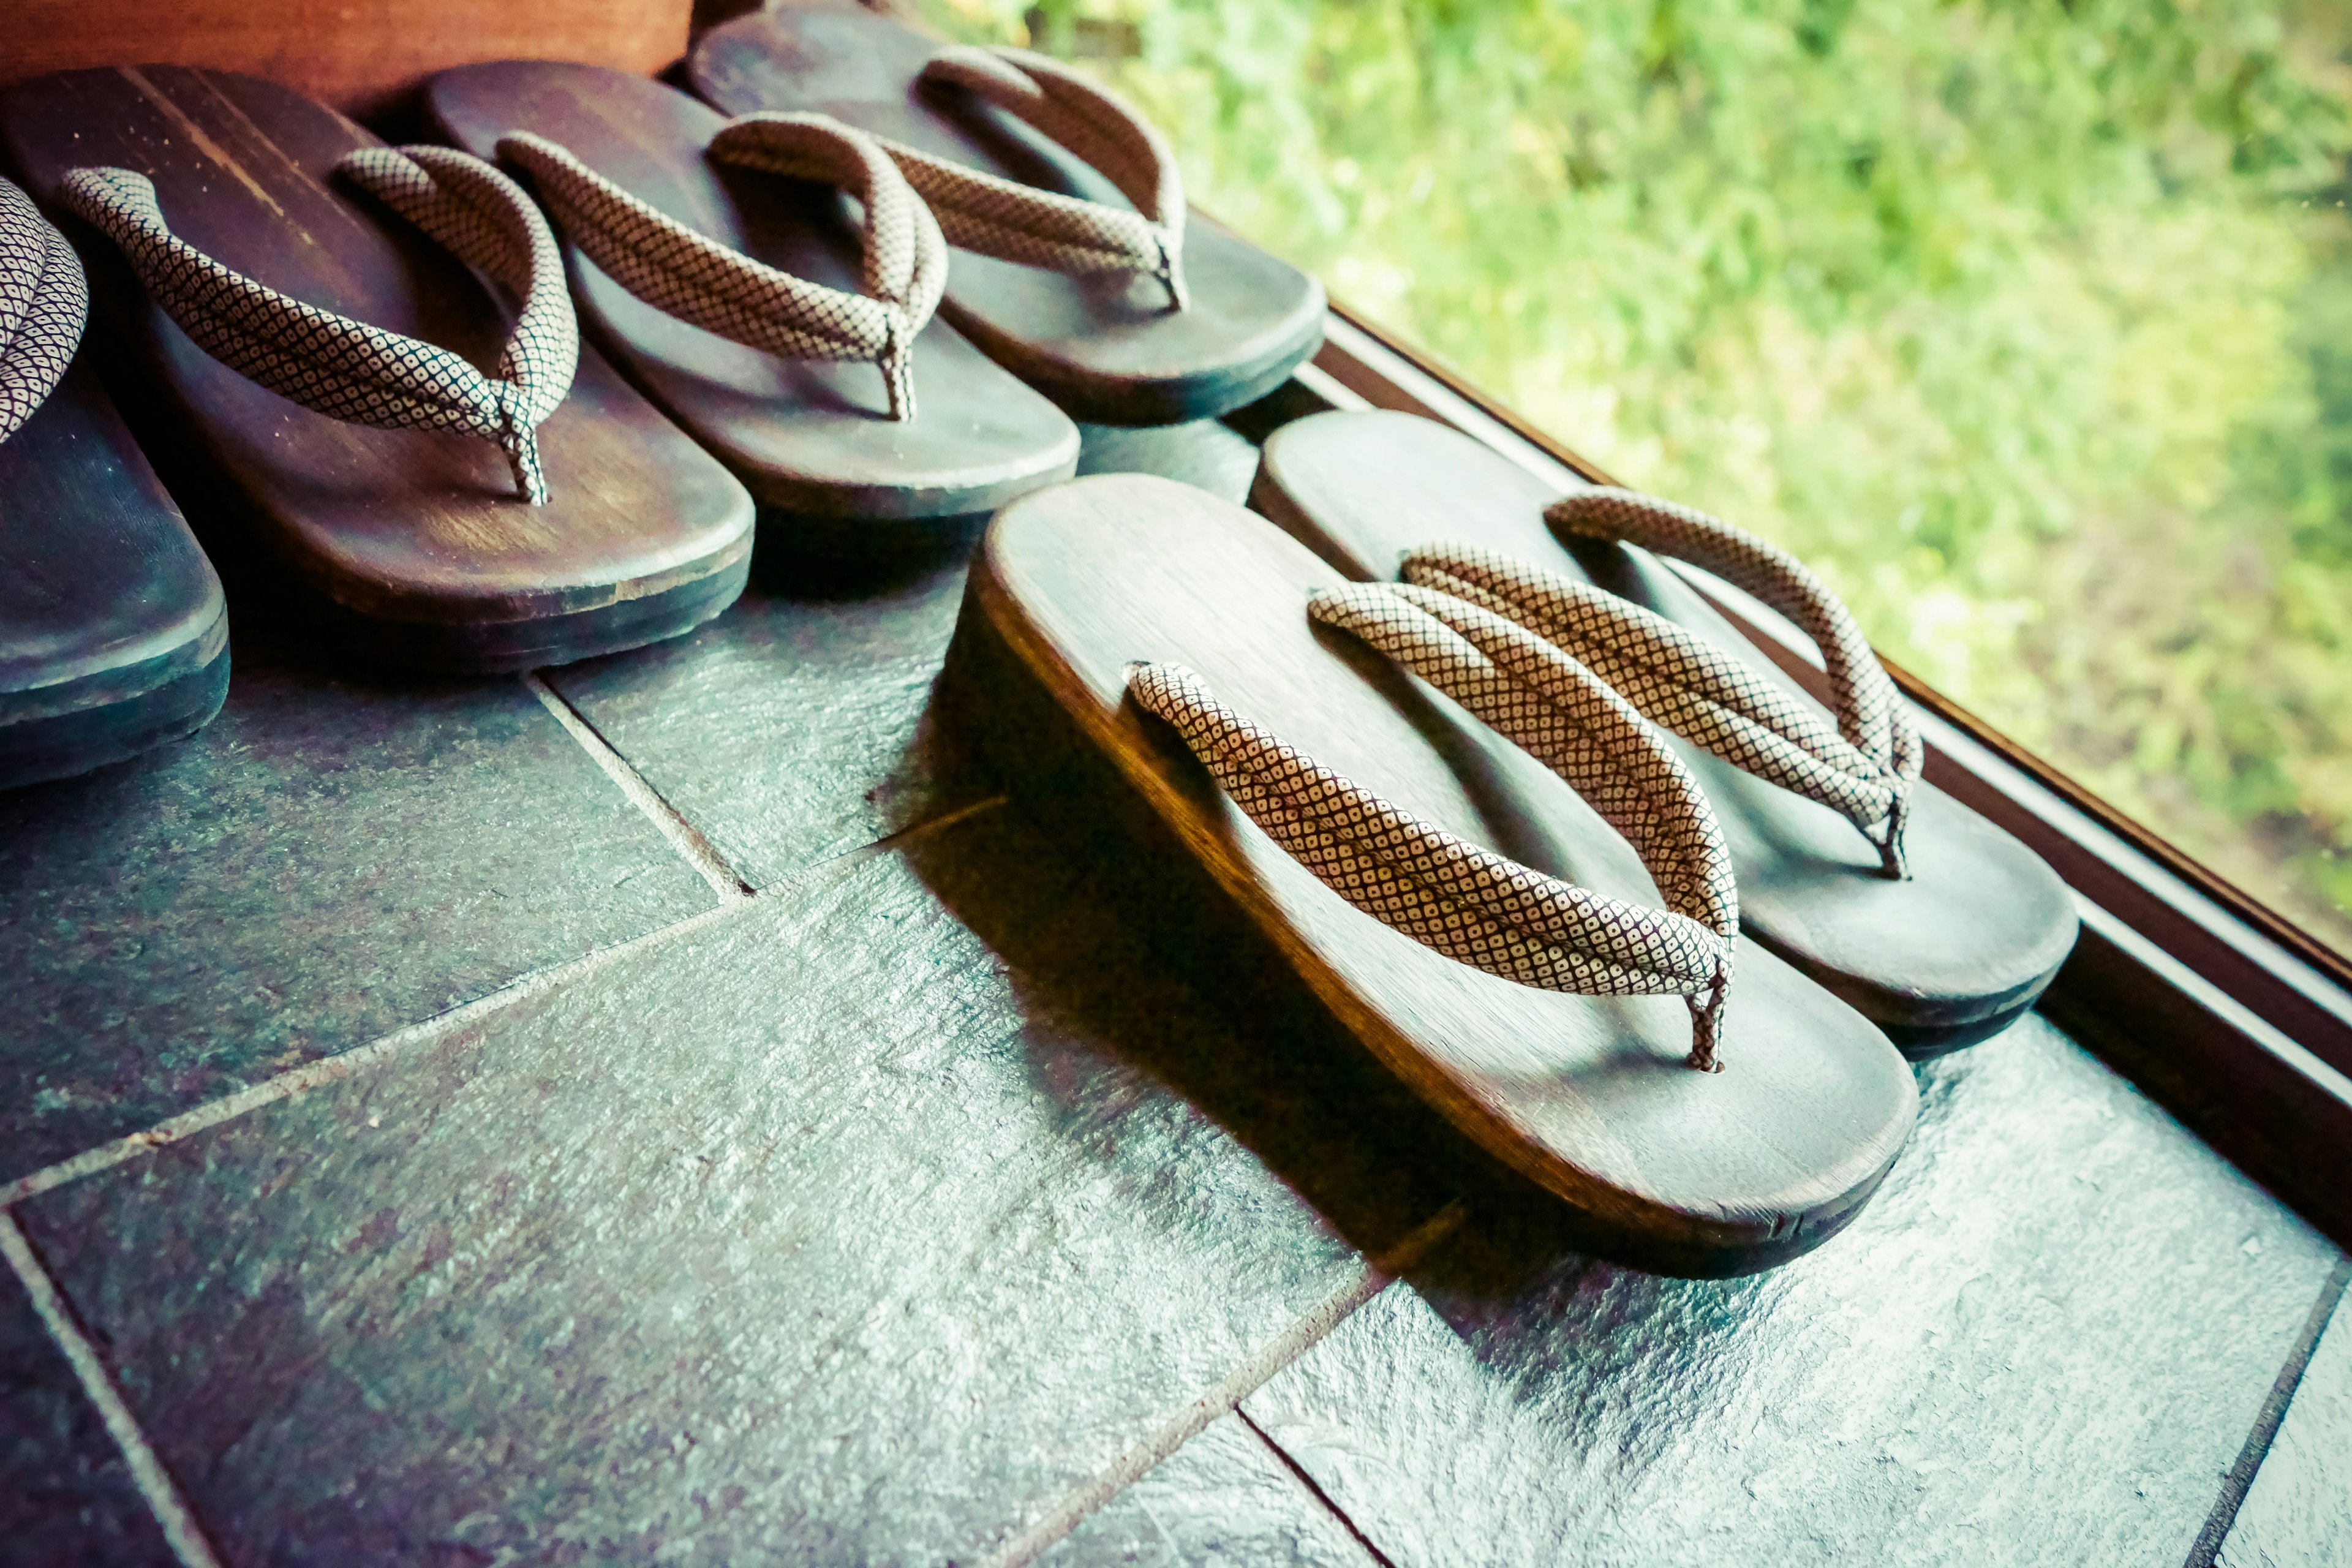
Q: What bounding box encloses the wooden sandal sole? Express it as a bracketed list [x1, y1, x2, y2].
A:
[0, 66, 757, 673]
[688, 1, 1327, 426]
[1251, 410, 2079, 1055]
[948, 473, 1917, 1275]
[1, 355, 228, 788]
[424, 60, 1082, 522]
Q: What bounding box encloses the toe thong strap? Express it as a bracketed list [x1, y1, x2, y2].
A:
[0, 176, 88, 445]
[1128, 581, 1740, 1069]
[884, 44, 1187, 309]
[61, 148, 576, 503]
[502, 118, 946, 421]
[1429, 497, 1923, 876]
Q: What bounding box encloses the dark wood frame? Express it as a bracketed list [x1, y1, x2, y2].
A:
[1305, 305, 2352, 1254]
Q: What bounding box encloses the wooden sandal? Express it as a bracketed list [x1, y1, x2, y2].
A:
[688, 1, 1327, 426]
[951, 473, 1916, 1275]
[0, 67, 756, 673]
[423, 61, 1080, 522]
[1, 175, 227, 788]
[1252, 410, 2079, 1054]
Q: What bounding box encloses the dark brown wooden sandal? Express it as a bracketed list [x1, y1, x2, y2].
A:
[1, 175, 227, 789]
[950, 472, 1916, 1275]
[0, 66, 755, 674]
[423, 61, 1080, 522]
[1251, 409, 2079, 1055]
[688, 1, 1327, 426]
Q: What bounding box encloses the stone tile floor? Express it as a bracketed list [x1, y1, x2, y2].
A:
[2, 402, 2346, 1567]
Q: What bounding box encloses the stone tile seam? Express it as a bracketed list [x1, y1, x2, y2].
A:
[0, 1211, 226, 1568]
[976, 1199, 1469, 1568]
[0, 796, 1009, 1212]
[2182, 1253, 2352, 1568]
[521, 669, 756, 902]
[1232, 1404, 1400, 1568]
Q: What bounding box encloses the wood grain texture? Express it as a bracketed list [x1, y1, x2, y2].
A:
[0, 0, 690, 122]
[0, 66, 757, 673]
[0, 353, 228, 786]
[688, 0, 1329, 426]
[956, 472, 1917, 1275]
[425, 60, 1081, 521]
[1251, 409, 2078, 1052]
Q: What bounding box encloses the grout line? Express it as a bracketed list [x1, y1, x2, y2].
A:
[0, 896, 754, 1209]
[2181, 1254, 2352, 1568]
[0, 795, 1007, 1212]
[1234, 1404, 1400, 1568]
[1, 1212, 225, 1568]
[979, 1199, 1468, 1568]
[522, 670, 754, 902]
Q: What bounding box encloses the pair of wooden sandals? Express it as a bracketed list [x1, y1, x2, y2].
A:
[0, 2, 1324, 785]
[957, 418, 2078, 1276]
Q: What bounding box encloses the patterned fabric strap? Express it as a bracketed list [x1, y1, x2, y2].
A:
[881, 44, 1187, 309]
[0, 175, 89, 444]
[1510, 489, 1925, 875]
[60, 147, 577, 503]
[1129, 582, 1740, 1069]
[500, 118, 946, 421]
[1403, 543, 1918, 876]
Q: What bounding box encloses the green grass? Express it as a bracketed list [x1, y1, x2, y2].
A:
[922, 0, 2352, 948]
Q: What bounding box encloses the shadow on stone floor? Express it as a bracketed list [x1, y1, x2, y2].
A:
[744, 507, 990, 604]
[900, 647, 1591, 1269]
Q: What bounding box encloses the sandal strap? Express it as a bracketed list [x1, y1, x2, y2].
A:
[0, 176, 89, 445]
[60, 148, 576, 503]
[1129, 581, 1738, 1070]
[501, 117, 946, 421]
[1406, 544, 1917, 874]
[877, 44, 1187, 309]
[1540, 490, 1923, 875]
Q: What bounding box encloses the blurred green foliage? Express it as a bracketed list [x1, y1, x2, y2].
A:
[922, 0, 2352, 947]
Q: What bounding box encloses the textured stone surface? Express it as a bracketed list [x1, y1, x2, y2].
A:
[1040, 1415, 1374, 1568]
[0, 640, 713, 1185]
[2220, 1279, 2352, 1568]
[0, 1261, 176, 1567]
[541, 535, 981, 891]
[1242, 1016, 2339, 1568]
[541, 417, 1264, 892]
[18, 807, 1445, 1566]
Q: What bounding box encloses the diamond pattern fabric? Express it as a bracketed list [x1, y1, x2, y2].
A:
[0, 175, 88, 445]
[865, 44, 1188, 309]
[59, 146, 578, 504]
[1416, 497, 1924, 875]
[1311, 581, 1738, 942]
[1127, 578, 1740, 1069]
[500, 116, 946, 421]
